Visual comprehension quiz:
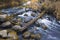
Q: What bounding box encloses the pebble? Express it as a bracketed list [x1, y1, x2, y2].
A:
[31, 13, 36, 17]
[12, 25, 22, 31]
[23, 31, 31, 38]
[1, 21, 11, 27]
[31, 33, 41, 39]
[42, 25, 48, 30]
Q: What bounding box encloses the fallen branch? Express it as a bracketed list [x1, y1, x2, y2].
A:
[20, 11, 45, 31]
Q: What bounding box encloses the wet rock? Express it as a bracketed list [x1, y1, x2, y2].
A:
[24, 14, 28, 16]
[42, 25, 48, 30]
[0, 14, 7, 22]
[11, 18, 22, 25]
[35, 22, 40, 27]
[0, 30, 7, 38]
[31, 33, 41, 39]
[30, 33, 36, 39]
[8, 30, 18, 40]
[17, 18, 23, 22]
[0, 30, 18, 40]
[12, 25, 22, 31]
[23, 31, 31, 38]
[0, 14, 7, 19]
[24, 17, 32, 23]
[31, 13, 36, 17]
[35, 34, 41, 39]
[1, 21, 11, 27]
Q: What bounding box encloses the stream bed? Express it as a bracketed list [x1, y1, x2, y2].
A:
[0, 7, 60, 40]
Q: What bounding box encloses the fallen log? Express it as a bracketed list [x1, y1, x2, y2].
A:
[16, 11, 45, 32]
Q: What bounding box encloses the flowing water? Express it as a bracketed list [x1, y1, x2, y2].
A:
[1, 7, 60, 40]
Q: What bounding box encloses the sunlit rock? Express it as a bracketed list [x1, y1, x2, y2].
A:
[0, 14, 7, 22]
[0, 14, 7, 18]
[0, 29, 18, 40]
[0, 30, 7, 37]
[8, 30, 18, 40]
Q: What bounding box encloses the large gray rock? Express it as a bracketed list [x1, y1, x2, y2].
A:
[1, 21, 11, 27]
[0, 30, 7, 37]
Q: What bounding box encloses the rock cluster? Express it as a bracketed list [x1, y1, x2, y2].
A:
[0, 0, 60, 40]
